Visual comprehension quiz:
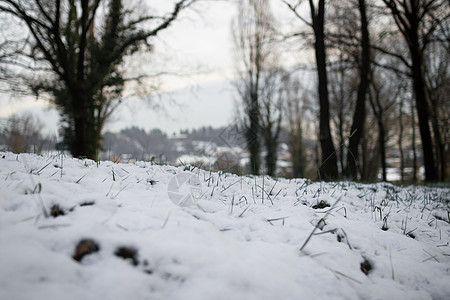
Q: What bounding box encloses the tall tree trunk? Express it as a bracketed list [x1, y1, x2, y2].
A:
[411, 100, 418, 182]
[338, 109, 345, 173]
[311, 0, 338, 180]
[367, 134, 381, 181]
[398, 99, 405, 181]
[369, 81, 387, 181]
[361, 128, 368, 180]
[432, 111, 445, 182]
[345, 0, 370, 180]
[424, 42, 448, 182]
[264, 134, 278, 176]
[428, 93, 446, 181]
[72, 86, 89, 158]
[262, 112, 281, 177]
[335, 59, 346, 173]
[289, 123, 304, 178]
[287, 87, 304, 178]
[314, 125, 320, 172]
[247, 92, 261, 175]
[378, 117, 387, 182]
[381, 0, 439, 181]
[409, 41, 437, 181]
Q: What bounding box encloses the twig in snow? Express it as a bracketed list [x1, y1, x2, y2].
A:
[300, 197, 341, 252]
[28, 175, 48, 218]
[422, 249, 439, 263]
[112, 183, 130, 199]
[162, 212, 171, 229]
[238, 206, 250, 218]
[36, 161, 53, 175]
[76, 173, 88, 184]
[389, 247, 395, 280]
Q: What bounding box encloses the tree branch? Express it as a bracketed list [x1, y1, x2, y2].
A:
[282, 0, 313, 27]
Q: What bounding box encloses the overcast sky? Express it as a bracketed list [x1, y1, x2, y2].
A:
[0, 0, 304, 136]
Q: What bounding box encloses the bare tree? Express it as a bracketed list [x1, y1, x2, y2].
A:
[232, 0, 275, 175]
[343, 0, 371, 179]
[3, 113, 45, 153]
[367, 65, 400, 181]
[284, 0, 339, 180]
[328, 58, 355, 174]
[325, 0, 372, 179]
[410, 98, 418, 181]
[380, 0, 449, 181]
[0, 0, 197, 159]
[284, 74, 309, 178]
[424, 39, 449, 181]
[397, 83, 405, 181]
[260, 67, 285, 176]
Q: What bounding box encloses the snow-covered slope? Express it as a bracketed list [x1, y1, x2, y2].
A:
[0, 152, 449, 300]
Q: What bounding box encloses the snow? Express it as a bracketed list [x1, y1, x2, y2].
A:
[0, 152, 449, 300]
[177, 154, 217, 166]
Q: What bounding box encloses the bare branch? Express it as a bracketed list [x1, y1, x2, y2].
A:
[282, 0, 313, 27]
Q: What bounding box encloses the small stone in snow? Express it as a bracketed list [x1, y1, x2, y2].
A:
[73, 239, 100, 262]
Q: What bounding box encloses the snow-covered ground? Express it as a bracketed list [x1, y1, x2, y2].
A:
[0, 152, 449, 300]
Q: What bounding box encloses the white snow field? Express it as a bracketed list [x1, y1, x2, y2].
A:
[0, 152, 449, 300]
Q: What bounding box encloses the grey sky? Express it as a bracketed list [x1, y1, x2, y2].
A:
[0, 0, 304, 136]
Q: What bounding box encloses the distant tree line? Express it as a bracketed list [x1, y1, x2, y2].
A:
[100, 125, 319, 177]
[0, 113, 55, 153]
[233, 0, 449, 182]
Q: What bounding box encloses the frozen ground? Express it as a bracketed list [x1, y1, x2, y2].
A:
[0, 152, 449, 300]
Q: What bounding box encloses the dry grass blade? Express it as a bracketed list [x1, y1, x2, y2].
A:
[300, 197, 342, 252]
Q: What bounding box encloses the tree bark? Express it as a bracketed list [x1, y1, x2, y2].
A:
[289, 124, 304, 178]
[409, 41, 437, 181]
[378, 117, 387, 182]
[264, 132, 278, 176]
[287, 90, 304, 178]
[345, 0, 370, 179]
[262, 102, 281, 177]
[427, 87, 446, 181]
[311, 0, 339, 180]
[247, 92, 261, 175]
[431, 106, 446, 182]
[72, 86, 89, 158]
[411, 101, 418, 182]
[398, 98, 405, 181]
[369, 79, 387, 181]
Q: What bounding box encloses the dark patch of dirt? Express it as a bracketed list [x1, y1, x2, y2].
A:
[312, 200, 330, 209]
[73, 239, 100, 262]
[360, 257, 372, 276]
[50, 204, 65, 218]
[114, 246, 139, 266]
